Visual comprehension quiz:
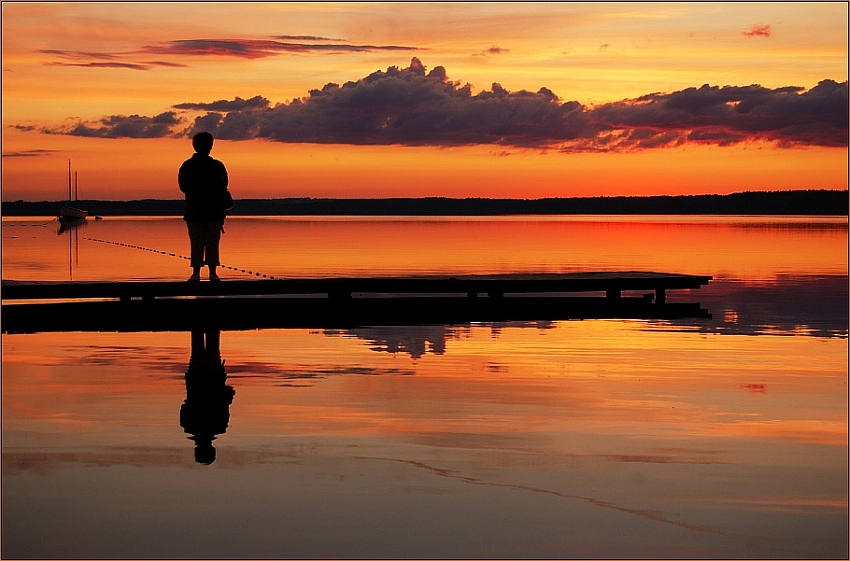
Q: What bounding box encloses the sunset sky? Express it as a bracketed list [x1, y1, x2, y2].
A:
[2, 2, 847, 201]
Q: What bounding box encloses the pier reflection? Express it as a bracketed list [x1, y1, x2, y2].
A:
[179, 330, 235, 465]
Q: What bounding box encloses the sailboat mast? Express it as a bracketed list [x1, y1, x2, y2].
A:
[74, 171, 78, 201]
[68, 160, 72, 202]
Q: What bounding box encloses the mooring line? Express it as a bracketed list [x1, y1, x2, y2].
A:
[4, 219, 57, 228]
[82, 236, 277, 280]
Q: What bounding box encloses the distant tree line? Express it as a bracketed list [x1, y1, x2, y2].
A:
[2, 190, 847, 217]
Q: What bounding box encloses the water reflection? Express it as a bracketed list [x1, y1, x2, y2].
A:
[2, 318, 847, 558]
[2, 215, 846, 558]
[668, 274, 848, 338]
[57, 218, 86, 280]
[179, 330, 235, 465]
[316, 275, 847, 359]
[324, 322, 556, 358]
[57, 218, 87, 235]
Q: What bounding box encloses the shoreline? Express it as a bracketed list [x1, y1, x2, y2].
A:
[2, 190, 847, 217]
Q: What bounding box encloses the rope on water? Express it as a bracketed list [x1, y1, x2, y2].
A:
[82, 236, 277, 279]
[3, 219, 57, 228]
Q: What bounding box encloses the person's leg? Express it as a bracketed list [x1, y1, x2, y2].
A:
[204, 221, 223, 280]
[186, 222, 204, 280]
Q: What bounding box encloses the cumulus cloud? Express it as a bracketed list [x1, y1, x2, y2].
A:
[743, 24, 772, 38]
[44, 112, 184, 138]
[30, 58, 848, 150]
[173, 96, 271, 112]
[587, 80, 849, 149]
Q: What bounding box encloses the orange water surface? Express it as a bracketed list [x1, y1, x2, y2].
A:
[2, 216, 847, 558]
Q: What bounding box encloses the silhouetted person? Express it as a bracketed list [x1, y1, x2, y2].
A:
[179, 131, 230, 282]
[180, 330, 235, 465]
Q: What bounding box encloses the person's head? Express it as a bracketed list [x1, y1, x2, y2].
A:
[192, 132, 214, 155]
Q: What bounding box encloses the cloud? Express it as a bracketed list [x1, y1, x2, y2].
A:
[30, 58, 848, 150]
[180, 58, 590, 147]
[743, 24, 772, 38]
[1, 149, 59, 158]
[48, 61, 187, 71]
[274, 35, 346, 42]
[140, 37, 416, 59]
[587, 80, 849, 149]
[44, 111, 184, 138]
[37, 37, 417, 69]
[173, 96, 271, 112]
[38, 48, 184, 71]
[477, 46, 510, 56]
[9, 124, 39, 132]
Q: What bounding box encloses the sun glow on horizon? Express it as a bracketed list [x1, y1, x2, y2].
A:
[2, 2, 847, 201]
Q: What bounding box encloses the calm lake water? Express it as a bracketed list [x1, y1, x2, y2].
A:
[2, 215, 847, 558]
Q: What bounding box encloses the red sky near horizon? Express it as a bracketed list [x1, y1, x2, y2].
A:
[2, 2, 847, 201]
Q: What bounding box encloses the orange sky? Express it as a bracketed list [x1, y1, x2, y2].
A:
[2, 2, 847, 201]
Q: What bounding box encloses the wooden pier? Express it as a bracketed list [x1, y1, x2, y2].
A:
[1, 272, 711, 333]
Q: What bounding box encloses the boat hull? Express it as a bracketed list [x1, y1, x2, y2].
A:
[59, 206, 88, 220]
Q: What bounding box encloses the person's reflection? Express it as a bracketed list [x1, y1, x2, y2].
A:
[180, 330, 235, 465]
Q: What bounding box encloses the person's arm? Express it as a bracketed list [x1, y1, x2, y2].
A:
[178, 162, 190, 194]
[219, 161, 229, 190]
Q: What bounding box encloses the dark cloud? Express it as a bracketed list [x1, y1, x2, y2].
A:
[173, 95, 271, 112]
[45, 112, 184, 139]
[37, 37, 417, 69]
[30, 58, 849, 150]
[10, 124, 38, 132]
[38, 49, 187, 70]
[478, 46, 509, 56]
[743, 24, 772, 38]
[1, 149, 58, 158]
[48, 61, 187, 71]
[38, 48, 122, 61]
[184, 58, 589, 147]
[274, 35, 346, 42]
[140, 38, 416, 59]
[588, 79, 849, 150]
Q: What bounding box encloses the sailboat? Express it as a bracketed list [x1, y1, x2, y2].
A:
[59, 160, 88, 223]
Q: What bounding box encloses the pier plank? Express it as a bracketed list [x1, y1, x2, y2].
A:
[1, 272, 711, 301]
[1, 272, 712, 333]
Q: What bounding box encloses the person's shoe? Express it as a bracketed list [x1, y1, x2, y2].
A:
[188, 273, 201, 282]
[209, 272, 221, 282]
